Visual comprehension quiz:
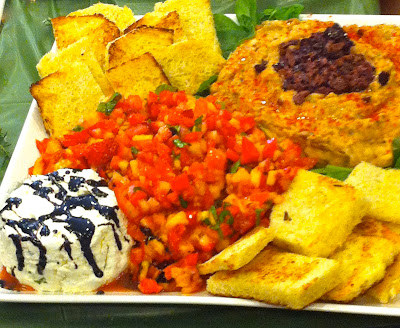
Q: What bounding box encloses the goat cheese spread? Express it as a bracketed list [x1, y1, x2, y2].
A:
[0, 168, 132, 293]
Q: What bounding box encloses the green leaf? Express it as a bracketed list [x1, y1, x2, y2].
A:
[173, 139, 190, 149]
[258, 4, 304, 23]
[179, 195, 188, 209]
[193, 115, 203, 132]
[230, 160, 241, 174]
[131, 147, 139, 155]
[34, 277, 46, 284]
[0, 131, 10, 174]
[311, 165, 353, 181]
[255, 208, 264, 226]
[196, 75, 218, 97]
[97, 92, 122, 116]
[235, 0, 257, 32]
[155, 84, 178, 94]
[210, 205, 218, 221]
[133, 186, 142, 192]
[392, 137, 400, 168]
[72, 125, 84, 132]
[213, 14, 251, 59]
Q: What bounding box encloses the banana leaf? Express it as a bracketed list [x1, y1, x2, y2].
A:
[0, 0, 380, 182]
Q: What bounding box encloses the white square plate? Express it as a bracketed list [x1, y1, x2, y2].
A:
[1, 14, 400, 315]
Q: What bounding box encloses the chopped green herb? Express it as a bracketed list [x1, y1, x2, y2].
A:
[155, 84, 178, 94]
[131, 147, 139, 155]
[392, 137, 400, 168]
[179, 195, 188, 208]
[168, 125, 181, 135]
[172, 150, 181, 161]
[42, 18, 52, 26]
[311, 165, 353, 181]
[97, 92, 122, 116]
[72, 125, 84, 132]
[133, 186, 142, 192]
[210, 205, 218, 221]
[0, 131, 10, 175]
[173, 139, 190, 149]
[196, 75, 218, 97]
[230, 160, 241, 174]
[193, 115, 203, 132]
[255, 208, 264, 226]
[34, 277, 46, 284]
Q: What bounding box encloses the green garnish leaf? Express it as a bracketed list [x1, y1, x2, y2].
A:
[72, 125, 84, 132]
[168, 125, 181, 135]
[133, 186, 142, 192]
[173, 139, 190, 149]
[255, 208, 264, 226]
[34, 277, 46, 284]
[392, 137, 400, 168]
[311, 165, 353, 181]
[42, 18, 52, 26]
[195, 75, 218, 97]
[230, 160, 241, 174]
[210, 205, 218, 221]
[0, 131, 10, 176]
[258, 4, 304, 23]
[179, 195, 188, 208]
[155, 84, 178, 94]
[193, 115, 203, 132]
[97, 92, 122, 116]
[215, 1, 304, 59]
[131, 147, 139, 155]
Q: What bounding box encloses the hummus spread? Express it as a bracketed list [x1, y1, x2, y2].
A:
[211, 19, 400, 167]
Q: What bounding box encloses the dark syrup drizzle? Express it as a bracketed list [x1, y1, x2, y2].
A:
[0, 170, 124, 278]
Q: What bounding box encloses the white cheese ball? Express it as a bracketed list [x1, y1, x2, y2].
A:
[0, 169, 132, 293]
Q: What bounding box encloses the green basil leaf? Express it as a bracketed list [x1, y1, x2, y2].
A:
[311, 165, 353, 181]
[155, 84, 178, 94]
[179, 195, 188, 209]
[255, 208, 264, 226]
[97, 92, 122, 116]
[72, 125, 84, 132]
[230, 160, 241, 174]
[235, 0, 257, 27]
[392, 137, 400, 168]
[258, 4, 304, 23]
[193, 115, 203, 132]
[173, 139, 190, 148]
[131, 147, 139, 155]
[196, 75, 218, 97]
[213, 14, 251, 59]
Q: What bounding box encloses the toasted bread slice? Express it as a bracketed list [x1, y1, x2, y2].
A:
[270, 169, 367, 257]
[345, 161, 400, 223]
[106, 26, 174, 70]
[51, 15, 113, 50]
[106, 53, 169, 99]
[30, 62, 106, 138]
[153, 0, 221, 54]
[198, 226, 275, 275]
[69, 3, 135, 31]
[125, 11, 186, 42]
[37, 34, 114, 97]
[323, 218, 400, 302]
[366, 221, 400, 303]
[153, 39, 225, 95]
[206, 246, 341, 309]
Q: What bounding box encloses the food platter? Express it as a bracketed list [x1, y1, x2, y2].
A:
[2, 14, 400, 315]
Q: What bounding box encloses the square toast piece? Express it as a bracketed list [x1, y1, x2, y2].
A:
[198, 226, 275, 275]
[106, 26, 174, 70]
[323, 218, 400, 302]
[30, 62, 106, 138]
[345, 161, 400, 223]
[68, 3, 135, 31]
[270, 169, 367, 257]
[206, 245, 341, 310]
[106, 53, 170, 99]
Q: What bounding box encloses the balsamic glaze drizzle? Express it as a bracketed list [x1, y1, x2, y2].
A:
[0, 170, 125, 278]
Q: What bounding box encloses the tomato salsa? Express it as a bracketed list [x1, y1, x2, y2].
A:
[29, 90, 316, 294]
